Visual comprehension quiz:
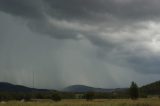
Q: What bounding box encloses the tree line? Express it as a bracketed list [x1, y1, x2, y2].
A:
[0, 81, 152, 102]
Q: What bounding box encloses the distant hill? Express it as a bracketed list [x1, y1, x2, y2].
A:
[0, 82, 50, 92]
[63, 85, 126, 93]
[1, 80, 160, 95]
[64, 80, 160, 94]
[140, 80, 160, 95]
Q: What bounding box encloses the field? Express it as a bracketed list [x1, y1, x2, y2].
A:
[0, 98, 160, 106]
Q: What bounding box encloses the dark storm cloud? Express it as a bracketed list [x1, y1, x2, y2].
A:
[1, 0, 160, 39]
[44, 0, 160, 22]
[128, 55, 160, 74]
[2, 0, 158, 21]
[1, 0, 160, 78]
[110, 46, 160, 74]
[0, 0, 43, 19]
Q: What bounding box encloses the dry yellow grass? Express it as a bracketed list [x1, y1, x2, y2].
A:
[0, 98, 159, 106]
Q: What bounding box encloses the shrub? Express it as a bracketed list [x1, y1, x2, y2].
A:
[51, 93, 61, 102]
[36, 93, 44, 99]
[85, 92, 95, 101]
[24, 94, 31, 101]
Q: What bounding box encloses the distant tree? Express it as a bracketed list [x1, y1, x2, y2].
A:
[51, 93, 61, 102]
[0, 93, 11, 101]
[14, 93, 24, 101]
[85, 92, 95, 101]
[24, 94, 31, 101]
[129, 81, 139, 100]
[36, 93, 44, 99]
[0, 95, 3, 102]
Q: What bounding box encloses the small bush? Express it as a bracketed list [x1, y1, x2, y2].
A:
[24, 94, 31, 101]
[36, 93, 44, 99]
[85, 92, 95, 101]
[51, 93, 61, 102]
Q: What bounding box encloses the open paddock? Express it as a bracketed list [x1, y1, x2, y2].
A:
[0, 98, 160, 106]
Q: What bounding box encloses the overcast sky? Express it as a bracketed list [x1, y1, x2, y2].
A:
[0, 0, 160, 89]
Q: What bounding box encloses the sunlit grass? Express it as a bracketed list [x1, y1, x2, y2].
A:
[0, 98, 159, 106]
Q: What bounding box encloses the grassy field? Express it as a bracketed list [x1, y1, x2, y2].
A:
[0, 98, 160, 106]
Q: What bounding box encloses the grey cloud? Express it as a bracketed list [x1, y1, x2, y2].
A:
[127, 55, 160, 74]
[1, 0, 160, 89]
[44, 0, 160, 22]
[1, 0, 160, 39]
[1, 0, 160, 74]
[0, 0, 44, 19]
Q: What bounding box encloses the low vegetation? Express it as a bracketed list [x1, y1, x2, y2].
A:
[85, 92, 95, 101]
[0, 98, 160, 106]
[0, 81, 159, 106]
[51, 92, 62, 102]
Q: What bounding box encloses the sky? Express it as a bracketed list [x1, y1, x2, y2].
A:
[0, 0, 160, 90]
